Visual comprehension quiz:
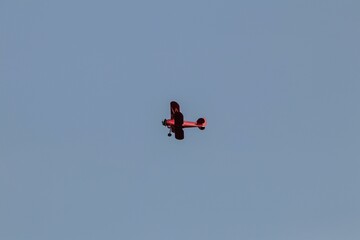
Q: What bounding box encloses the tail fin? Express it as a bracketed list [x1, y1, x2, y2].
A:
[196, 118, 207, 130]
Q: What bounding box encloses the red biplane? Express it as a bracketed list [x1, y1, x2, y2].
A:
[162, 101, 207, 140]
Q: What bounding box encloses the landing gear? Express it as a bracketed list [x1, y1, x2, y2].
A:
[163, 118, 172, 137]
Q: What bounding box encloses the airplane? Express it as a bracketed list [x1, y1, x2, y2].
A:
[162, 101, 207, 140]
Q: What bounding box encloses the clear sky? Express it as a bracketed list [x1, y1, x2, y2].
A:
[1, 1, 360, 239]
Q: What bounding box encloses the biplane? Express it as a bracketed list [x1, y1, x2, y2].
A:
[162, 101, 207, 140]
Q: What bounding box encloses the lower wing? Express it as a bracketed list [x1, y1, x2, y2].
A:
[174, 128, 184, 140]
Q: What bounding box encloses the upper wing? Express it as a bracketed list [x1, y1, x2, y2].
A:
[170, 101, 180, 119]
[173, 111, 183, 127]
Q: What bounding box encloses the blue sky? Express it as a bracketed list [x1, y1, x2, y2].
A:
[1, 1, 360, 239]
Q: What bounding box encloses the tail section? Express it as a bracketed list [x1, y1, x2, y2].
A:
[196, 118, 207, 130]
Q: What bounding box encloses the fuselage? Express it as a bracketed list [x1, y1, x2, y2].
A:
[164, 119, 201, 128]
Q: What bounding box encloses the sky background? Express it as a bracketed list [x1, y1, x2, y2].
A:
[1, 1, 360, 239]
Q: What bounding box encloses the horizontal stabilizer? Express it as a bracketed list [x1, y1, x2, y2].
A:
[197, 118, 207, 130]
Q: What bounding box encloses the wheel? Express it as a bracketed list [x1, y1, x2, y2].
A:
[168, 133, 172, 137]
